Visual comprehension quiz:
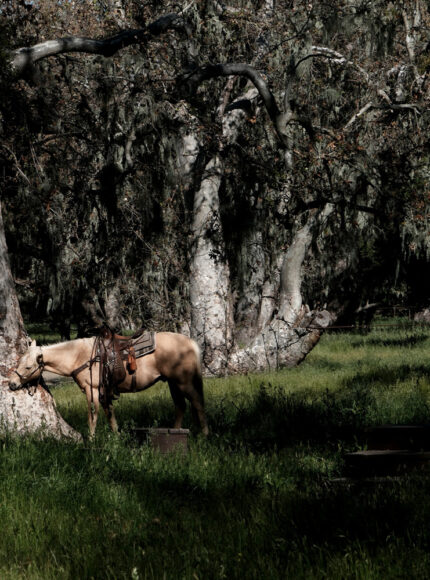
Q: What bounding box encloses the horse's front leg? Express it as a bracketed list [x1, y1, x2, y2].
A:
[103, 403, 119, 433]
[85, 387, 100, 439]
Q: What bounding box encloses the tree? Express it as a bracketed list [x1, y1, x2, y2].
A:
[0, 5, 185, 438]
[1, 0, 429, 437]
[0, 199, 81, 439]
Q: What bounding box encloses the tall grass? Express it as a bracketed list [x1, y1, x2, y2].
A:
[1, 323, 430, 579]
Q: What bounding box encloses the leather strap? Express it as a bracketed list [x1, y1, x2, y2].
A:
[71, 361, 90, 381]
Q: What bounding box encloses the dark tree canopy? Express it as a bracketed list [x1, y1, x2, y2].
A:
[1, 0, 429, 372]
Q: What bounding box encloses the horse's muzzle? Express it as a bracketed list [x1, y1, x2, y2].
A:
[9, 380, 23, 391]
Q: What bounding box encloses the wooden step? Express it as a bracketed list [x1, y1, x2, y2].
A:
[132, 427, 189, 454]
[344, 449, 430, 477]
[365, 425, 430, 451]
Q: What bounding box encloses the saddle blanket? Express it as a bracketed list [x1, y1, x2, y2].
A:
[119, 330, 156, 359]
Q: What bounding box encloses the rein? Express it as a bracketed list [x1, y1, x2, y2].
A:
[71, 336, 103, 410]
[71, 333, 120, 409]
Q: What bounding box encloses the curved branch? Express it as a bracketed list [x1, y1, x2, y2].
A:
[294, 46, 369, 82]
[10, 13, 183, 77]
[183, 63, 315, 146]
[185, 63, 281, 119]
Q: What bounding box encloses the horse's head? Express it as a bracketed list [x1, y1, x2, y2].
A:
[9, 339, 44, 391]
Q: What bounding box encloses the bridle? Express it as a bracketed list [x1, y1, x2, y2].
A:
[10, 347, 49, 395]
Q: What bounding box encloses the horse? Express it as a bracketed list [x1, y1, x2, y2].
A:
[10, 333, 209, 438]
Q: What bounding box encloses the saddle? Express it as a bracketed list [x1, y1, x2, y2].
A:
[97, 326, 155, 408]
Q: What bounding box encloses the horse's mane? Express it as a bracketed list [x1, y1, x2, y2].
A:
[42, 337, 95, 349]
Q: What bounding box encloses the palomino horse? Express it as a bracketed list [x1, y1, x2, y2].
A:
[10, 333, 209, 438]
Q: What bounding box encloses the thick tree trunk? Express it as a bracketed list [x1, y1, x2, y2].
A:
[0, 203, 82, 441]
[188, 83, 335, 375]
[189, 155, 234, 374]
[189, 88, 260, 374]
[228, 213, 335, 374]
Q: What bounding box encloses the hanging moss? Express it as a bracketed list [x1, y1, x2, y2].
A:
[1, 0, 429, 335]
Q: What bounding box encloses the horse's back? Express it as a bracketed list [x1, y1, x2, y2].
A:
[155, 331, 195, 348]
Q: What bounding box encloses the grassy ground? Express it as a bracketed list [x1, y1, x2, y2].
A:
[1, 322, 430, 579]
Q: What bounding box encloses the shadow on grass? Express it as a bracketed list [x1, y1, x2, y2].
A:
[207, 384, 374, 450]
[205, 362, 430, 451]
[268, 474, 430, 562]
[343, 363, 430, 390]
[350, 333, 430, 349]
[369, 334, 429, 348]
[301, 357, 345, 372]
[18, 381, 430, 579]
[7, 432, 430, 579]
[57, 434, 430, 568]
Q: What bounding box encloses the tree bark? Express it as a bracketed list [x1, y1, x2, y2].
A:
[189, 155, 234, 375]
[189, 87, 259, 373]
[228, 210, 335, 374]
[10, 14, 183, 76]
[0, 202, 81, 441]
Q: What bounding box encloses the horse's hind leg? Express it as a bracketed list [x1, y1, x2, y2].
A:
[168, 380, 187, 429]
[188, 392, 209, 436]
[181, 374, 209, 436]
[103, 403, 119, 433]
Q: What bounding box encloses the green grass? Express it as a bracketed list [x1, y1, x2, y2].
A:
[1, 323, 430, 579]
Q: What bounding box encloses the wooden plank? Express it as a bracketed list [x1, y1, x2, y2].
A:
[365, 425, 430, 451]
[133, 427, 189, 454]
[344, 449, 430, 477]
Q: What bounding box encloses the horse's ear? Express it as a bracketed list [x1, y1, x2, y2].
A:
[30, 339, 37, 348]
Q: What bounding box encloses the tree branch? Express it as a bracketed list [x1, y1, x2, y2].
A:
[182, 63, 315, 146]
[10, 13, 183, 77]
[344, 101, 374, 129]
[344, 98, 422, 129]
[185, 63, 281, 118]
[294, 46, 369, 82]
[0, 144, 31, 185]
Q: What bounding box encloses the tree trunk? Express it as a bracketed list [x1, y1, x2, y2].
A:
[187, 81, 336, 375]
[189, 178, 335, 376]
[189, 88, 259, 374]
[189, 155, 234, 374]
[228, 208, 335, 374]
[0, 202, 82, 441]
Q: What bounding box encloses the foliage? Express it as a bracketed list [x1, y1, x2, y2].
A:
[0, 1, 429, 339]
[1, 322, 430, 578]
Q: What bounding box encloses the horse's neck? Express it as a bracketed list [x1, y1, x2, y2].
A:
[42, 338, 95, 377]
